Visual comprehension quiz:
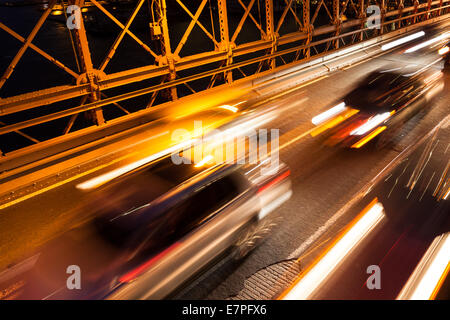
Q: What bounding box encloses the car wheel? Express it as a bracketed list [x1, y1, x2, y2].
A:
[231, 216, 276, 260]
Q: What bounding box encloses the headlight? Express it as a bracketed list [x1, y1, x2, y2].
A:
[350, 112, 391, 136]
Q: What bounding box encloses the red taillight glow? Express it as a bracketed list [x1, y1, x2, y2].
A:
[119, 242, 181, 283]
[258, 170, 291, 194]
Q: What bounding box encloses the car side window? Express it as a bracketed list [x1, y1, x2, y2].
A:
[134, 174, 241, 258]
[176, 175, 241, 235]
[125, 173, 243, 270]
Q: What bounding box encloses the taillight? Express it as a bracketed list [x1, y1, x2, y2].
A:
[257, 170, 291, 194]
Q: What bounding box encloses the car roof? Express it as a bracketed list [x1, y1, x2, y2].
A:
[343, 71, 416, 111]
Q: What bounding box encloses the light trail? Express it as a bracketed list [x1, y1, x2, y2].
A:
[397, 233, 450, 300]
[404, 32, 450, 53]
[312, 102, 346, 125]
[381, 31, 425, 51]
[281, 198, 385, 300]
[76, 138, 197, 190]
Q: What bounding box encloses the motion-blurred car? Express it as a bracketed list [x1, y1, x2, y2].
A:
[438, 41, 449, 67]
[16, 155, 291, 299]
[310, 69, 444, 149]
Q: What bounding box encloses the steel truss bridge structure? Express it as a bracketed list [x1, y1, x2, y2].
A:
[0, 0, 449, 157]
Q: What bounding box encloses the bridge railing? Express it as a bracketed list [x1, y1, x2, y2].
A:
[0, 0, 449, 156]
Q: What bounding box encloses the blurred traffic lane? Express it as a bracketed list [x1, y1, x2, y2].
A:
[281, 120, 449, 299]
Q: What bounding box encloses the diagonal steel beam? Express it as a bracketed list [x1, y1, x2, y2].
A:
[176, 0, 219, 51]
[322, 0, 334, 21]
[90, 0, 158, 60]
[174, 0, 210, 56]
[347, 0, 359, 17]
[276, 0, 295, 33]
[99, 0, 147, 71]
[0, 121, 39, 144]
[0, 0, 57, 90]
[283, 0, 304, 29]
[238, 0, 267, 38]
[0, 22, 79, 79]
[311, 0, 324, 25]
[340, 0, 351, 18]
[312, 0, 333, 25]
[231, 0, 256, 43]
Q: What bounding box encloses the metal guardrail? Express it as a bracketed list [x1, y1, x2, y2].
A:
[0, 0, 449, 156]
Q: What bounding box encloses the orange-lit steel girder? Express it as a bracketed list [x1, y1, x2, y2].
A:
[358, 0, 365, 41]
[302, 0, 312, 59]
[266, 0, 276, 69]
[218, 0, 233, 84]
[153, 0, 178, 101]
[333, 0, 340, 48]
[69, 0, 105, 126]
[0, 0, 449, 155]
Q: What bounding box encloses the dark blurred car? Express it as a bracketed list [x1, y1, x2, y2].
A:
[310, 69, 444, 149]
[15, 156, 291, 299]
